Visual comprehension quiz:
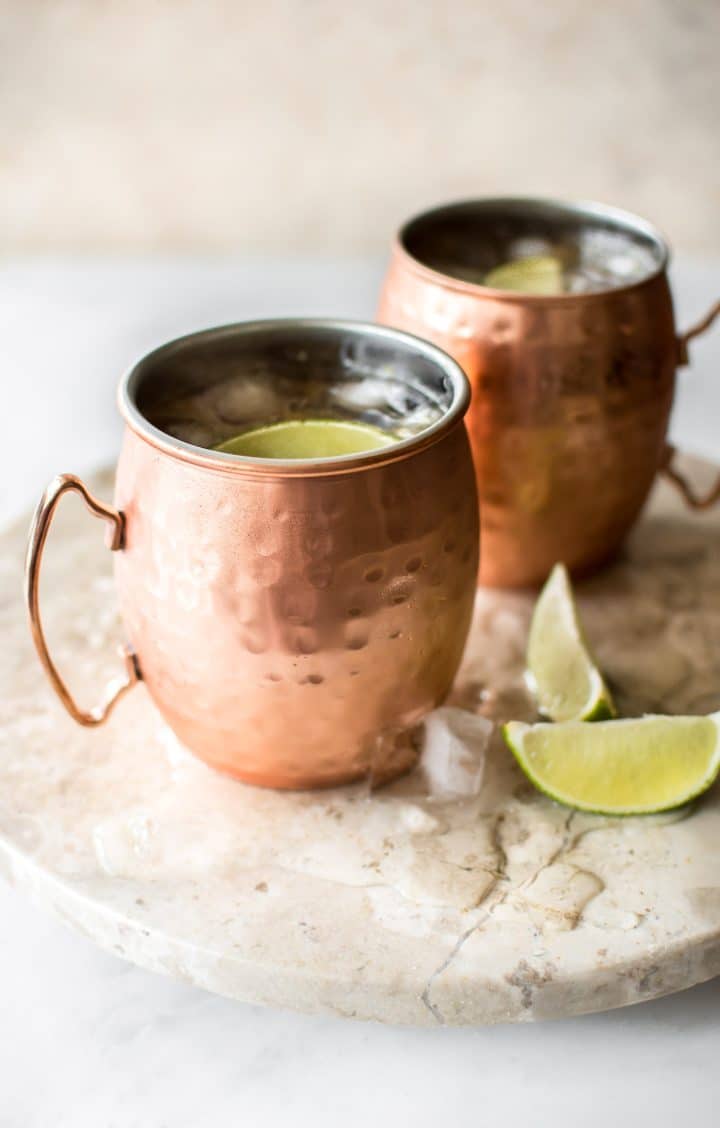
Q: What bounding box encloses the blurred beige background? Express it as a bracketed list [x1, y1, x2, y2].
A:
[2, 0, 718, 254]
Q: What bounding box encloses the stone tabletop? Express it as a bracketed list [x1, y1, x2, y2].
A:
[3, 457, 720, 1026]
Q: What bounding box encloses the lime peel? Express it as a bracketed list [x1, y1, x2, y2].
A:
[503, 713, 720, 816]
[526, 563, 616, 723]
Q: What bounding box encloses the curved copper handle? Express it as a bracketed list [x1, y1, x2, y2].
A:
[660, 443, 720, 510]
[676, 299, 720, 366]
[661, 299, 720, 509]
[24, 474, 140, 726]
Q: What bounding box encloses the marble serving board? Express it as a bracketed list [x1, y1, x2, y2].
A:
[2, 460, 720, 1026]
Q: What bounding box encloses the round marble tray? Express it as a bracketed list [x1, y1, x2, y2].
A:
[2, 459, 720, 1026]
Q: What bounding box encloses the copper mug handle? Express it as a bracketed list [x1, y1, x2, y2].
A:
[24, 474, 140, 726]
[660, 299, 720, 510]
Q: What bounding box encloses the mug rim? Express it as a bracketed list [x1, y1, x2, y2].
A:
[394, 196, 672, 302]
[118, 318, 471, 478]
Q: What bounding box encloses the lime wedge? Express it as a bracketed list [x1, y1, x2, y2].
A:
[526, 563, 615, 722]
[215, 419, 395, 459]
[503, 713, 720, 815]
[484, 255, 563, 295]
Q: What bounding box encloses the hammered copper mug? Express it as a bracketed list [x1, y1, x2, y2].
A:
[25, 320, 479, 789]
[378, 198, 720, 587]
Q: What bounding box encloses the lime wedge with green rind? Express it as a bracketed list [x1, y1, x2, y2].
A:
[526, 563, 616, 722]
[484, 255, 563, 295]
[503, 713, 720, 815]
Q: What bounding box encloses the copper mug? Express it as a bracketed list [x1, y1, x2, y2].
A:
[378, 198, 720, 587]
[25, 320, 478, 789]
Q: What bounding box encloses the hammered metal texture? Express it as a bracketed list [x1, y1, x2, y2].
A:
[378, 251, 678, 587]
[113, 425, 479, 788]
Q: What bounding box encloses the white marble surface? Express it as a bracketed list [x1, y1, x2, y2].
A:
[5, 465, 720, 1029]
[1, 258, 720, 1124]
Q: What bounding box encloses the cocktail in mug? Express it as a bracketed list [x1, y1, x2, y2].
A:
[26, 321, 479, 789]
[378, 198, 720, 587]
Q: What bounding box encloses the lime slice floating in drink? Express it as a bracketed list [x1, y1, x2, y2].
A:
[216, 419, 397, 459]
[484, 255, 563, 295]
[526, 563, 616, 722]
[503, 713, 720, 815]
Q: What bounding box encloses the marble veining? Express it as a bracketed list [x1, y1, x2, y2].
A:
[2, 460, 720, 1024]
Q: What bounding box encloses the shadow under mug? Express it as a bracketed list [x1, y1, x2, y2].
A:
[25, 319, 479, 790]
[378, 197, 720, 587]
